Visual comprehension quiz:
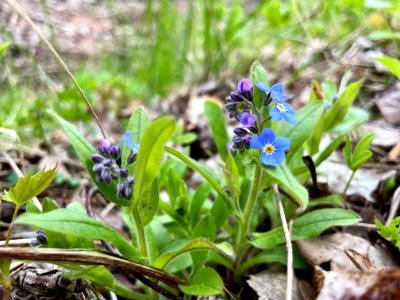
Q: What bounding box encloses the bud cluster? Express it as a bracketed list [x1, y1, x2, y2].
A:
[226, 79, 259, 150]
[91, 136, 138, 199]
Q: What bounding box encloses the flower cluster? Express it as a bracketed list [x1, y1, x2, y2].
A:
[225, 79, 297, 166]
[91, 132, 139, 199]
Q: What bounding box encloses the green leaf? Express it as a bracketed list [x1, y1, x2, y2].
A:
[49, 111, 129, 206]
[133, 117, 176, 209]
[251, 208, 360, 249]
[236, 244, 309, 275]
[375, 217, 400, 248]
[191, 215, 216, 272]
[0, 42, 10, 59]
[15, 203, 142, 261]
[2, 166, 57, 207]
[122, 107, 151, 166]
[344, 136, 353, 168]
[224, 152, 241, 201]
[308, 195, 343, 208]
[165, 146, 232, 208]
[42, 197, 60, 212]
[309, 80, 362, 154]
[375, 57, 400, 80]
[204, 100, 229, 161]
[152, 238, 233, 270]
[179, 267, 223, 296]
[277, 102, 324, 161]
[188, 182, 211, 228]
[250, 61, 268, 109]
[314, 133, 346, 167]
[210, 196, 229, 228]
[140, 178, 159, 225]
[265, 163, 308, 210]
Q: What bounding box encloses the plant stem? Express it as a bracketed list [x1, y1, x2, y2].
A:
[238, 164, 262, 248]
[4, 205, 20, 247]
[342, 170, 356, 198]
[273, 184, 293, 300]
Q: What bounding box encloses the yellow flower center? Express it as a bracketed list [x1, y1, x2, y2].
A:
[264, 144, 275, 154]
[277, 104, 286, 112]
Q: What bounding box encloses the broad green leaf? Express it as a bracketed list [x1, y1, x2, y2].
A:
[210, 196, 229, 228]
[314, 133, 346, 167]
[165, 146, 232, 208]
[224, 152, 241, 201]
[308, 195, 343, 208]
[15, 203, 142, 261]
[179, 267, 223, 296]
[191, 215, 216, 272]
[204, 100, 229, 161]
[250, 61, 268, 109]
[251, 208, 360, 249]
[140, 178, 159, 225]
[236, 244, 309, 275]
[2, 166, 57, 207]
[152, 238, 233, 270]
[0, 42, 10, 59]
[133, 117, 176, 209]
[351, 151, 372, 170]
[375, 57, 400, 80]
[309, 80, 362, 154]
[188, 182, 211, 228]
[42, 197, 59, 212]
[49, 111, 129, 206]
[277, 102, 324, 161]
[321, 79, 337, 102]
[65, 265, 146, 300]
[265, 163, 308, 210]
[122, 107, 151, 166]
[344, 136, 353, 168]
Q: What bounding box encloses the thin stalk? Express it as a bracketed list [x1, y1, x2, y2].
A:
[4, 205, 20, 247]
[237, 164, 262, 248]
[342, 170, 356, 198]
[273, 184, 293, 300]
[4, 0, 106, 139]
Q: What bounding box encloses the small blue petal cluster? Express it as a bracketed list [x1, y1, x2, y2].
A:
[91, 132, 139, 199]
[225, 79, 297, 166]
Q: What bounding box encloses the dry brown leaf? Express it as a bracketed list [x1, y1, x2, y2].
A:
[376, 85, 400, 126]
[296, 233, 398, 271]
[247, 271, 301, 300]
[314, 266, 400, 300]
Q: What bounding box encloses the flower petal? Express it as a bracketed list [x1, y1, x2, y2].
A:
[274, 137, 290, 151]
[283, 102, 296, 114]
[249, 135, 264, 149]
[270, 83, 284, 98]
[270, 107, 283, 122]
[283, 113, 298, 125]
[260, 152, 279, 166]
[124, 132, 140, 153]
[272, 150, 286, 165]
[260, 128, 276, 144]
[282, 94, 293, 101]
[256, 81, 270, 93]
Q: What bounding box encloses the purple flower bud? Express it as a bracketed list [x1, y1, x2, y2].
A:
[248, 126, 259, 134]
[103, 158, 112, 167]
[233, 127, 248, 137]
[101, 168, 112, 184]
[127, 176, 135, 185]
[127, 152, 137, 164]
[120, 168, 128, 178]
[109, 145, 121, 160]
[125, 186, 133, 198]
[242, 136, 251, 145]
[226, 144, 233, 151]
[240, 112, 257, 128]
[93, 163, 103, 173]
[99, 139, 111, 153]
[117, 182, 125, 193]
[238, 79, 253, 94]
[91, 153, 104, 163]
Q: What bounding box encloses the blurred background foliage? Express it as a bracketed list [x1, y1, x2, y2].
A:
[0, 0, 399, 141]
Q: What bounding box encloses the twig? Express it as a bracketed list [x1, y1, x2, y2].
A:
[4, 0, 106, 139]
[386, 186, 400, 226]
[273, 184, 293, 300]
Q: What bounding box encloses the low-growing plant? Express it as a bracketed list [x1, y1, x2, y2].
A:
[0, 61, 370, 299]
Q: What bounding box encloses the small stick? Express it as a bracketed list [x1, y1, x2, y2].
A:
[273, 184, 293, 300]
